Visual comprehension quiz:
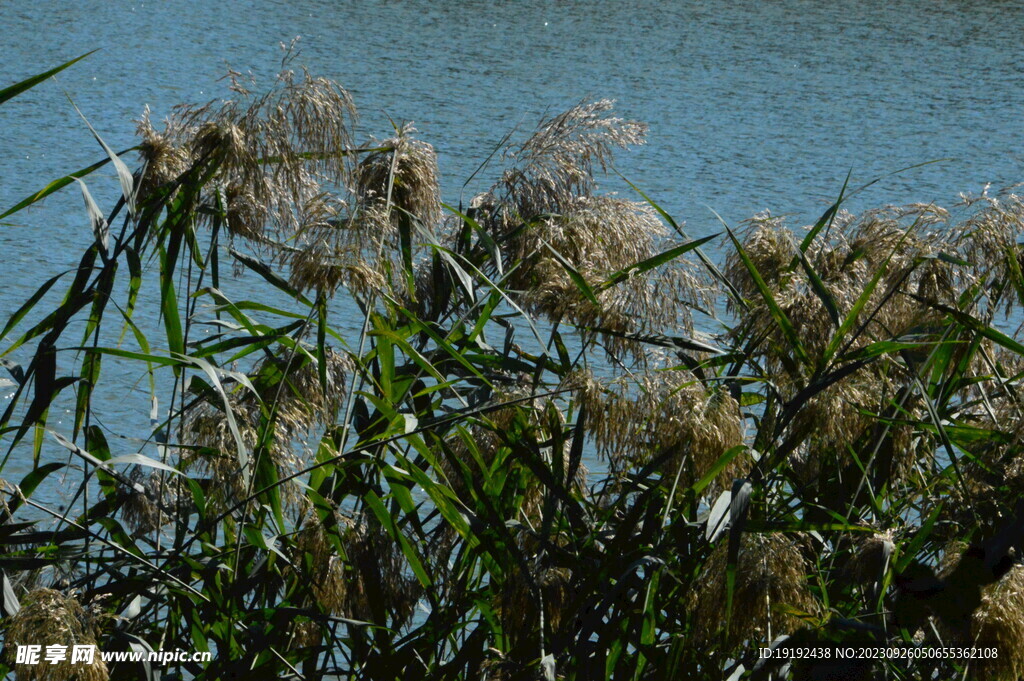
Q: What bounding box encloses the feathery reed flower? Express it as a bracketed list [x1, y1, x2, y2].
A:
[0, 476, 11, 521]
[725, 207, 960, 380]
[135, 104, 195, 197]
[511, 195, 708, 354]
[120, 467, 191, 534]
[953, 191, 1024, 316]
[495, 558, 575, 655]
[692, 533, 819, 650]
[136, 67, 356, 246]
[455, 101, 708, 358]
[292, 508, 353, 615]
[286, 618, 323, 651]
[498, 99, 647, 214]
[4, 589, 109, 681]
[286, 123, 440, 299]
[285, 197, 392, 298]
[178, 346, 350, 509]
[938, 544, 1024, 680]
[846, 530, 896, 586]
[965, 565, 1024, 680]
[355, 123, 441, 229]
[292, 507, 420, 626]
[787, 374, 872, 456]
[574, 366, 745, 490]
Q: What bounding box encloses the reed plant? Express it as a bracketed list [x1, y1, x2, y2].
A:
[2, 54, 1024, 681]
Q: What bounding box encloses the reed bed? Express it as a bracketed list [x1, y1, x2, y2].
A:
[2, 54, 1024, 680]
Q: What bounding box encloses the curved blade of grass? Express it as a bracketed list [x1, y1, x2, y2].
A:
[67, 346, 182, 367]
[725, 479, 752, 638]
[1, 569, 20, 616]
[619, 171, 742, 305]
[73, 350, 100, 438]
[175, 353, 251, 485]
[706, 489, 733, 542]
[118, 246, 143, 345]
[66, 95, 137, 217]
[823, 224, 916, 364]
[192, 322, 302, 360]
[836, 339, 936, 363]
[799, 169, 851, 252]
[0, 151, 137, 221]
[895, 502, 943, 573]
[0, 50, 96, 106]
[0, 270, 70, 342]
[597, 233, 718, 292]
[229, 248, 313, 306]
[796, 249, 840, 329]
[420, 246, 547, 350]
[435, 246, 478, 304]
[363, 489, 431, 588]
[8, 462, 65, 514]
[442, 202, 503, 274]
[691, 445, 747, 496]
[161, 286, 184, 361]
[544, 241, 598, 304]
[925, 298, 1024, 357]
[906, 355, 970, 497]
[719, 214, 810, 367]
[316, 295, 328, 394]
[74, 178, 109, 252]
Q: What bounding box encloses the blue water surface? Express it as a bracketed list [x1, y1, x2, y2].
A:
[1, 0, 1022, 505]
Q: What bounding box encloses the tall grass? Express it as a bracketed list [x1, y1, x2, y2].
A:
[2, 55, 1024, 681]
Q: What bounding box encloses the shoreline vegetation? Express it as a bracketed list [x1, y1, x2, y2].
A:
[3, 55, 1024, 681]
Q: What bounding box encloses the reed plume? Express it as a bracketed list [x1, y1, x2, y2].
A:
[4, 589, 109, 681]
[292, 507, 420, 626]
[692, 533, 819, 650]
[725, 207, 960, 379]
[439, 387, 587, 523]
[135, 65, 367, 308]
[846, 530, 896, 586]
[177, 346, 350, 510]
[953, 190, 1024, 318]
[465, 101, 708, 359]
[574, 365, 745, 491]
[937, 543, 1024, 680]
[355, 123, 441, 229]
[120, 467, 191, 534]
[286, 124, 441, 298]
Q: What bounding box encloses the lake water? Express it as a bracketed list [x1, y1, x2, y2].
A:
[1, 0, 1023, 507]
